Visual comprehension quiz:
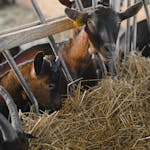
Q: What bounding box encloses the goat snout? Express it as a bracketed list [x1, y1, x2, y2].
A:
[102, 44, 117, 60]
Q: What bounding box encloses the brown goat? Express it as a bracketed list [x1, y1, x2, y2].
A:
[0, 36, 98, 86]
[64, 2, 143, 74]
[0, 52, 61, 116]
[58, 0, 142, 77]
[58, 0, 109, 38]
[0, 31, 98, 116]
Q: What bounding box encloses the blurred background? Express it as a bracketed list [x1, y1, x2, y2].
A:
[0, 0, 65, 31]
[0, 0, 150, 31]
[0, 0, 70, 49]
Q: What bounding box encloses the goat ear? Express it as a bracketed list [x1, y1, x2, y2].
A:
[33, 51, 44, 76]
[119, 1, 143, 21]
[65, 8, 88, 27]
[58, 0, 73, 8]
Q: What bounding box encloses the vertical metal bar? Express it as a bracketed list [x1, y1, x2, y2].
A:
[31, 0, 75, 95]
[124, 0, 131, 59]
[131, 0, 137, 51]
[111, 0, 121, 11]
[74, 0, 84, 10]
[109, 0, 112, 7]
[92, 0, 97, 9]
[2, 50, 39, 113]
[143, 0, 150, 33]
[116, 0, 121, 11]
[0, 85, 22, 133]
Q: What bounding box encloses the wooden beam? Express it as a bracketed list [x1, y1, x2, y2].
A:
[0, 16, 73, 52]
[0, 15, 65, 36]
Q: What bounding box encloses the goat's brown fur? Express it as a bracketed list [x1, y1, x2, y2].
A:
[0, 52, 61, 116]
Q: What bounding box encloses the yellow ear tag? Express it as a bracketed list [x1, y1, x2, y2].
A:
[73, 19, 84, 28]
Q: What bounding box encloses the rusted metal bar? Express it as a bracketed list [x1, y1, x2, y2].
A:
[2, 50, 39, 113]
[31, 0, 75, 95]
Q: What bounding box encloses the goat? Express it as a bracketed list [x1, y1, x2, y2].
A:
[0, 36, 98, 87]
[0, 113, 28, 150]
[0, 31, 99, 115]
[119, 19, 150, 57]
[0, 86, 31, 150]
[0, 51, 61, 116]
[64, 1, 143, 75]
[59, 28, 99, 88]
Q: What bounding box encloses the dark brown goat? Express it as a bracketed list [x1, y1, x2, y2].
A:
[0, 52, 61, 116]
[0, 86, 31, 150]
[0, 38, 97, 85]
[0, 30, 98, 116]
[64, 1, 143, 73]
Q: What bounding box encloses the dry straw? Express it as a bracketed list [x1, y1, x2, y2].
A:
[22, 53, 150, 150]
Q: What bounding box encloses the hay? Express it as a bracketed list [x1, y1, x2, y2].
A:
[22, 54, 150, 150]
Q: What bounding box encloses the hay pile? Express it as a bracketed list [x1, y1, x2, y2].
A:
[22, 54, 150, 150]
